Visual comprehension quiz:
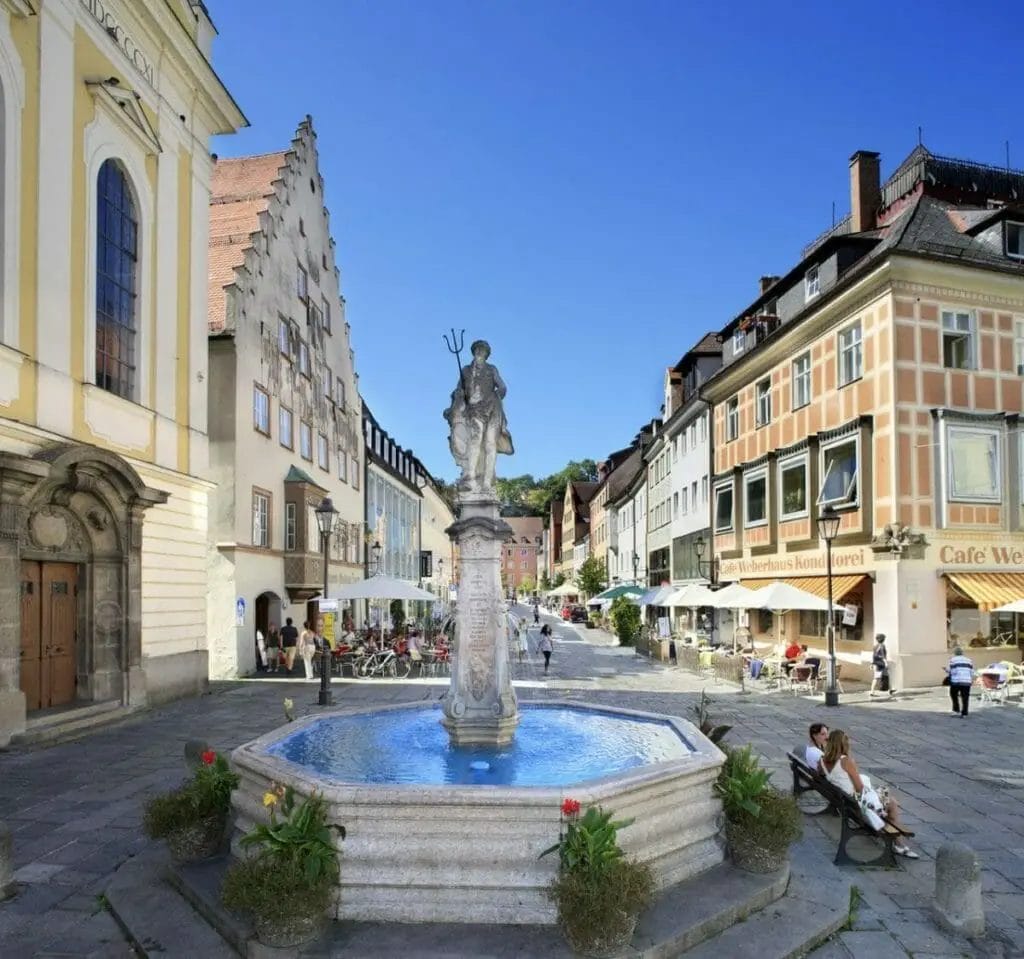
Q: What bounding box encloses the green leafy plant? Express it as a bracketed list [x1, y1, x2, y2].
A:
[575, 556, 608, 597]
[715, 745, 771, 819]
[609, 595, 641, 646]
[540, 799, 653, 952]
[144, 751, 239, 838]
[222, 853, 335, 926]
[241, 785, 344, 886]
[693, 689, 732, 745]
[846, 885, 862, 929]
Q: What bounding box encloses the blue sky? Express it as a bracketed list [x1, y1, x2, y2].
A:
[209, 0, 1021, 482]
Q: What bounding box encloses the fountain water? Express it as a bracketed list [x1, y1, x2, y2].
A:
[230, 339, 725, 924]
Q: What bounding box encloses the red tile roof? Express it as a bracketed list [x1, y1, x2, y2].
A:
[207, 151, 287, 332]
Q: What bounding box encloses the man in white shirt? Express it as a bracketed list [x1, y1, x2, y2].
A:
[947, 647, 975, 717]
[804, 722, 829, 771]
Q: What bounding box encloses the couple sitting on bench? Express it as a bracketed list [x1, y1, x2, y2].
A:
[796, 722, 919, 861]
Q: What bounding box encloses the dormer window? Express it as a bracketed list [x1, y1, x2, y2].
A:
[1006, 221, 1024, 259]
[732, 328, 745, 354]
[805, 265, 820, 301]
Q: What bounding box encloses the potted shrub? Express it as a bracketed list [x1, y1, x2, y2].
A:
[143, 749, 238, 863]
[541, 799, 654, 957]
[609, 595, 641, 647]
[222, 784, 344, 949]
[715, 746, 801, 873]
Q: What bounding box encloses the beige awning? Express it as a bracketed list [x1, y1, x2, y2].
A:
[945, 572, 1024, 613]
[739, 574, 869, 603]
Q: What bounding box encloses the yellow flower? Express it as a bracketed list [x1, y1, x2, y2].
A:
[262, 792, 278, 807]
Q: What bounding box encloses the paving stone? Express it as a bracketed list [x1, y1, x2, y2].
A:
[838, 931, 911, 958]
[13, 861, 67, 883]
[883, 917, 972, 953]
[987, 893, 1024, 922]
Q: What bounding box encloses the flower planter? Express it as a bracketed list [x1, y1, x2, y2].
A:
[166, 814, 226, 864]
[253, 912, 322, 949]
[726, 823, 788, 874]
[564, 912, 638, 957]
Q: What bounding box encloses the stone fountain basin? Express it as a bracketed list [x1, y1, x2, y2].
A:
[230, 700, 725, 925]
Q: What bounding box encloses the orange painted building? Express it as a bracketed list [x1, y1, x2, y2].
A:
[704, 146, 1024, 687]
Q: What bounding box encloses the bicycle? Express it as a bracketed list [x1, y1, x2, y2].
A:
[357, 648, 411, 679]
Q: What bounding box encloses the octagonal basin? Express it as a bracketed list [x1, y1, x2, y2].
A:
[231, 700, 725, 926]
[266, 703, 694, 787]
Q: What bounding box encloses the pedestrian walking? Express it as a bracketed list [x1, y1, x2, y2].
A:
[869, 634, 894, 697]
[533, 606, 540, 625]
[538, 624, 554, 674]
[299, 622, 317, 681]
[280, 617, 299, 672]
[255, 627, 268, 672]
[946, 646, 975, 717]
[266, 624, 281, 673]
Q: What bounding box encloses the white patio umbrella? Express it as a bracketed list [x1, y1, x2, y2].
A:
[994, 598, 1024, 614]
[330, 575, 438, 602]
[715, 580, 841, 612]
[707, 582, 760, 608]
[667, 583, 720, 607]
[547, 582, 579, 598]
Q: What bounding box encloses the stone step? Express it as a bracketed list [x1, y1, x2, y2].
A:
[105, 850, 237, 959]
[12, 700, 136, 747]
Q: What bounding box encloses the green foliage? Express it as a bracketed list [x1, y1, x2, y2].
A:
[692, 689, 732, 745]
[549, 859, 654, 952]
[222, 852, 335, 923]
[715, 746, 772, 820]
[389, 599, 406, 632]
[541, 804, 653, 952]
[240, 787, 345, 887]
[143, 753, 239, 838]
[551, 571, 566, 589]
[519, 575, 536, 594]
[493, 460, 600, 517]
[575, 556, 607, 597]
[727, 788, 803, 856]
[609, 596, 641, 646]
[539, 572, 552, 592]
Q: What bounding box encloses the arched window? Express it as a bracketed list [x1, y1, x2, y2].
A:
[95, 159, 138, 400]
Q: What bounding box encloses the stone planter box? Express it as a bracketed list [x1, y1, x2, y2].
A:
[230, 700, 725, 925]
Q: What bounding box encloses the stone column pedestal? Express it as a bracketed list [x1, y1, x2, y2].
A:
[442, 494, 519, 746]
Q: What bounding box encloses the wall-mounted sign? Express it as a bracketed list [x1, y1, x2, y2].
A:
[938, 544, 1024, 567]
[842, 603, 860, 627]
[80, 0, 155, 87]
[718, 547, 869, 579]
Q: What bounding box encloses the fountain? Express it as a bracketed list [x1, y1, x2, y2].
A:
[230, 338, 726, 924]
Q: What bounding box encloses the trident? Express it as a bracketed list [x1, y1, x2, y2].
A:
[443, 328, 469, 408]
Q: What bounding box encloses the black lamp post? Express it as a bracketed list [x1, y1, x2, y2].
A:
[817, 504, 842, 707]
[693, 535, 719, 587]
[315, 497, 338, 707]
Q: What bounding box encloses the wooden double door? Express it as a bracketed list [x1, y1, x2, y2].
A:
[20, 561, 79, 711]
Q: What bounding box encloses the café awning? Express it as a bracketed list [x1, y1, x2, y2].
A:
[945, 572, 1024, 612]
[739, 574, 869, 603]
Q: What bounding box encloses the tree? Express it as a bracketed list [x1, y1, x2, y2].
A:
[539, 572, 552, 592]
[576, 556, 607, 598]
[519, 575, 536, 595]
[551, 571, 566, 589]
[609, 596, 641, 647]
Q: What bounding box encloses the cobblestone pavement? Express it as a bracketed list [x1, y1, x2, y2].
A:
[1, 605, 1022, 957]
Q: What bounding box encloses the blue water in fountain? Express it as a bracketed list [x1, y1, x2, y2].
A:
[267, 704, 693, 787]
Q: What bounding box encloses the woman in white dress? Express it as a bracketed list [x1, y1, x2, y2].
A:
[820, 729, 918, 858]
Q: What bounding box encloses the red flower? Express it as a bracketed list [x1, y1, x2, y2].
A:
[561, 798, 581, 817]
[201, 750, 216, 765]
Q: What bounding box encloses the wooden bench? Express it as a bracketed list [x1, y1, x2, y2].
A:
[787, 751, 914, 868]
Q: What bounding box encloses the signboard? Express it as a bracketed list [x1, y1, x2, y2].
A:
[718, 547, 869, 579]
[842, 603, 859, 627]
[319, 599, 339, 649]
[235, 598, 245, 627]
[657, 616, 671, 638]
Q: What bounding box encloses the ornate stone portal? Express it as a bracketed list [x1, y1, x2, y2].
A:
[441, 340, 519, 745]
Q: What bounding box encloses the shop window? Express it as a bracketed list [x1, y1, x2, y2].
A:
[714, 483, 734, 532]
[779, 456, 808, 519]
[819, 437, 858, 507]
[744, 470, 768, 526]
[947, 426, 1000, 502]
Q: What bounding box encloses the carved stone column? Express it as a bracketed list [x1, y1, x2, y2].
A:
[441, 494, 519, 746]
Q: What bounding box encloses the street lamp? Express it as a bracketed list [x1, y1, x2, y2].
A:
[693, 535, 719, 587]
[314, 497, 338, 707]
[369, 541, 383, 575]
[817, 504, 842, 707]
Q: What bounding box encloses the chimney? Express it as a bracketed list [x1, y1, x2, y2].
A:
[850, 150, 881, 232]
[759, 275, 781, 295]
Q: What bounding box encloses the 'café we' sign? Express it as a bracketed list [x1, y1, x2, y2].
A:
[939, 544, 1024, 566]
